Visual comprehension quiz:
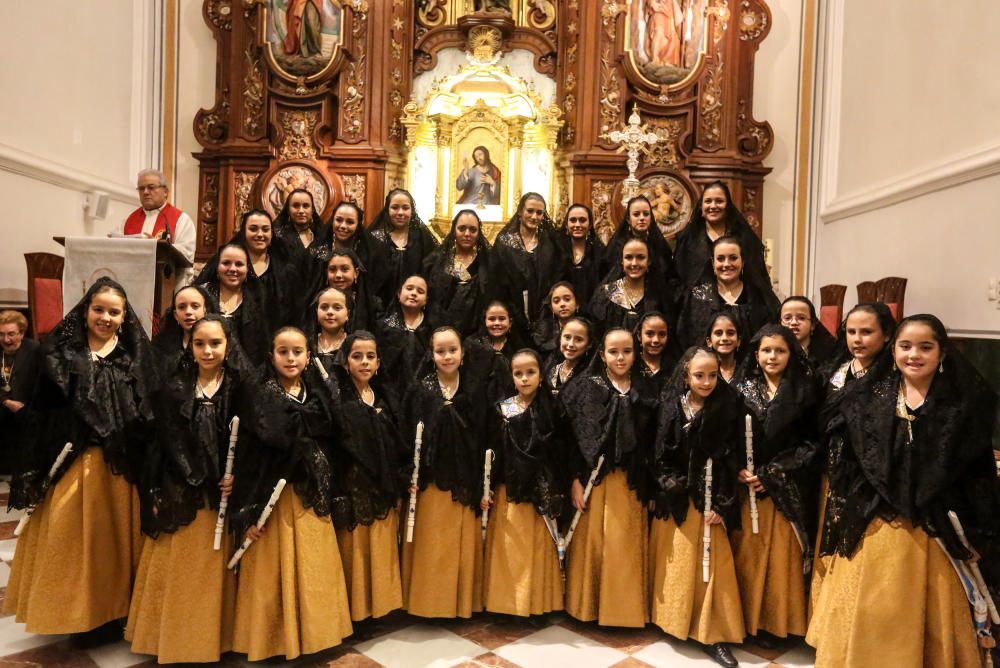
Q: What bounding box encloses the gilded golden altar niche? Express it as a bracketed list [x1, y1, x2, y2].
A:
[400, 28, 562, 240]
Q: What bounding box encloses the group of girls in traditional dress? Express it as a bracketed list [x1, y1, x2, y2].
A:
[4, 183, 997, 668]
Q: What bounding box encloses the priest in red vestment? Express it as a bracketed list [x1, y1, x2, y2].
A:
[117, 169, 196, 285]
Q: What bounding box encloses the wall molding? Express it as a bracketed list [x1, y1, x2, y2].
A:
[0, 142, 138, 204]
[950, 328, 1000, 341]
[815, 0, 1000, 224]
[820, 140, 1000, 222]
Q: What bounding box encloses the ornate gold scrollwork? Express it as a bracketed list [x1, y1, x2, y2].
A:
[591, 180, 616, 245]
[343, 174, 367, 205]
[195, 88, 231, 145]
[598, 1, 626, 136]
[640, 117, 684, 169]
[234, 172, 258, 226]
[243, 45, 265, 136]
[278, 110, 320, 161]
[699, 56, 723, 149]
[341, 6, 368, 140]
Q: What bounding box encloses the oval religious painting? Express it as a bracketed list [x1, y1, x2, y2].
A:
[262, 164, 330, 219]
[627, 0, 708, 86]
[639, 175, 693, 239]
[265, 0, 344, 81]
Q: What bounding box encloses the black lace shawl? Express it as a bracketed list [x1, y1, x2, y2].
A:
[425, 251, 489, 340]
[462, 334, 518, 402]
[542, 348, 593, 398]
[820, 354, 999, 563]
[272, 189, 329, 254]
[635, 357, 672, 395]
[369, 203, 439, 304]
[313, 219, 391, 303]
[818, 302, 898, 383]
[374, 305, 435, 396]
[151, 285, 219, 378]
[674, 210, 768, 289]
[140, 350, 276, 538]
[588, 268, 679, 339]
[230, 226, 310, 331]
[229, 366, 338, 536]
[677, 280, 779, 350]
[650, 376, 745, 529]
[600, 217, 679, 284]
[402, 367, 492, 510]
[306, 250, 384, 334]
[486, 390, 571, 519]
[489, 220, 569, 332]
[9, 278, 158, 508]
[732, 327, 823, 554]
[330, 368, 410, 531]
[195, 247, 272, 364]
[558, 365, 658, 496]
[803, 322, 838, 371]
[559, 234, 605, 307]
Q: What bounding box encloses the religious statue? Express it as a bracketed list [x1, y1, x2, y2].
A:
[455, 146, 502, 207]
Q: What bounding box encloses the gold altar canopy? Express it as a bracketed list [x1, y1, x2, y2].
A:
[400, 28, 563, 239]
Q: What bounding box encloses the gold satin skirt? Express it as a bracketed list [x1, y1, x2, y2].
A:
[336, 508, 403, 621]
[232, 491, 353, 661]
[809, 473, 831, 618]
[807, 517, 982, 668]
[401, 484, 483, 618]
[648, 501, 745, 644]
[730, 495, 807, 637]
[125, 507, 237, 663]
[4, 447, 143, 634]
[565, 469, 649, 628]
[482, 485, 563, 616]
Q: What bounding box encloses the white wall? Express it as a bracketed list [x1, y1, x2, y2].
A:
[0, 0, 160, 296]
[810, 0, 1000, 337]
[173, 0, 217, 219]
[753, 0, 805, 297]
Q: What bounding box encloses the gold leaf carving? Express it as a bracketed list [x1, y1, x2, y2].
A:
[242, 45, 265, 136]
[343, 174, 366, 205]
[417, 0, 447, 28]
[699, 56, 723, 149]
[739, 0, 767, 41]
[278, 110, 319, 161]
[599, 1, 626, 136]
[526, 0, 556, 31]
[207, 0, 233, 30]
[196, 88, 230, 145]
[201, 173, 219, 223]
[342, 8, 368, 139]
[234, 172, 257, 227]
[640, 118, 683, 169]
[591, 180, 616, 245]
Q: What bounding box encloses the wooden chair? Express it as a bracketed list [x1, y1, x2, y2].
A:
[24, 252, 64, 340]
[818, 284, 847, 336]
[856, 281, 877, 304]
[875, 276, 907, 322]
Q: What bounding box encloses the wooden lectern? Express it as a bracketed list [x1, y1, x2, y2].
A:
[53, 237, 192, 317]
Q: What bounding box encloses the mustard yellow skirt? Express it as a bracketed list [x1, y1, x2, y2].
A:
[807, 517, 982, 668]
[232, 491, 353, 661]
[5, 447, 143, 634]
[730, 495, 807, 637]
[482, 485, 563, 616]
[125, 507, 237, 663]
[565, 469, 649, 628]
[401, 484, 483, 618]
[649, 501, 745, 644]
[809, 473, 831, 617]
[336, 508, 403, 621]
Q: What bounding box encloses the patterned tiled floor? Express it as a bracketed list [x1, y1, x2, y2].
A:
[0, 480, 815, 667]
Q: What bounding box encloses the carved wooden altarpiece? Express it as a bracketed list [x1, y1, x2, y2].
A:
[194, 0, 773, 257]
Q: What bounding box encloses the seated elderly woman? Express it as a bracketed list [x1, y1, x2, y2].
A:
[0, 310, 39, 473]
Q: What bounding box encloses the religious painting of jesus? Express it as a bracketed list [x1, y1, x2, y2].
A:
[455, 145, 502, 207]
[266, 0, 343, 79]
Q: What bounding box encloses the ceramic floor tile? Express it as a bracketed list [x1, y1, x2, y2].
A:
[632, 637, 772, 667]
[0, 639, 98, 667]
[608, 657, 657, 667]
[449, 651, 520, 667]
[555, 618, 661, 654]
[0, 525, 15, 542]
[84, 641, 152, 668]
[438, 614, 550, 650]
[770, 644, 815, 667]
[0, 540, 18, 563]
[493, 624, 628, 668]
[0, 509, 24, 524]
[0, 615, 67, 656]
[0, 563, 9, 590]
[354, 624, 486, 668]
